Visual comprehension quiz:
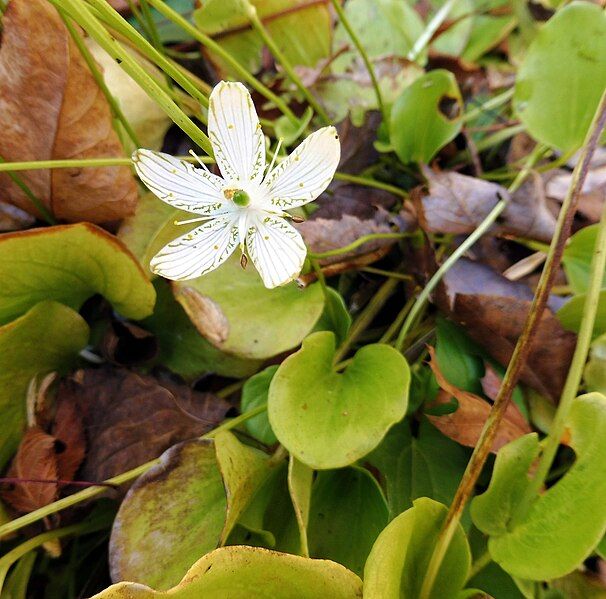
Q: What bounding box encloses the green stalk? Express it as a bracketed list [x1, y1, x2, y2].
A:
[334, 172, 408, 199]
[242, 0, 330, 124]
[0, 156, 56, 225]
[0, 156, 212, 172]
[143, 0, 299, 127]
[461, 88, 514, 124]
[407, 0, 457, 62]
[309, 232, 407, 260]
[85, 0, 209, 110]
[329, 0, 386, 123]
[334, 277, 399, 362]
[60, 11, 141, 148]
[0, 404, 267, 539]
[418, 90, 606, 599]
[54, 0, 213, 155]
[511, 169, 606, 526]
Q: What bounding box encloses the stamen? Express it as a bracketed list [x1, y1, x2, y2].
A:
[266, 138, 283, 176]
[240, 254, 248, 269]
[173, 216, 208, 225]
[189, 149, 211, 172]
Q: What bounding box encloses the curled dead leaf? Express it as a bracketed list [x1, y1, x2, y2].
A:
[58, 367, 231, 483]
[426, 347, 531, 453]
[0, 0, 137, 223]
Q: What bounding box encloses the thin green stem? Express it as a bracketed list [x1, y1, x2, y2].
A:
[418, 91, 606, 599]
[143, 0, 299, 127]
[0, 404, 267, 539]
[0, 156, 213, 172]
[309, 233, 407, 260]
[60, 10, 141, 148]
[407, 0, 457, 62]
[511, 165, 606, 527]
[242, 0, 330, 124]
[334, 277, 400, 362]
[55, 0, 213, 155]
[394, 198, 510, 352]
[380, 295, 416, 345]
[461, 89, 514, 124]
[0, 156, 56, 225]
[0, 517, 110, 590]
[329, 0, 385, 122]
[85, 0, 209, 110]
[334, 172, 408, 199]
[359, 266, 412, 281]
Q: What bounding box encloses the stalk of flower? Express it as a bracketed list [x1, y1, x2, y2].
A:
[132, 81, 340, 289]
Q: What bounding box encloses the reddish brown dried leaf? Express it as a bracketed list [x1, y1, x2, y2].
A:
[0, 0, 137, 223]
[51, 396, 86, 482]
[1, 427, 58, 513]
[435, 259, 575, 401]
[57, 367, 231, 483]
[426, 347, 531, 453]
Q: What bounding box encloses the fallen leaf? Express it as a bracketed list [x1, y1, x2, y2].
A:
[57, 367, 232, 482]
[100, 320, 158, 366]
[1, 427, 59, 513]
[436, 259, 575, 401]
[426, 347, 531, 453]
[480, 363, 503, 402]
[0, 202, 34, 232]
[51, 395, 86, 482]
[0, 0, 137, 223]
[417, 166, 557, 242]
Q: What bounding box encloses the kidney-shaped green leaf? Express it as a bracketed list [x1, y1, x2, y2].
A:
[390, 69, 463, 164]
[558, 290, 606, 339]
[0, 223, 155, 325]
[0, 300, 89, 468]
[364, 497, 471, 599]
[94, 545, 363, 598]
[513, 2, 606, 152]
[269, 331, 410, 469]
[173, 256, 325, 360]
[471, 393, 606, 580]
[109, 432, 272, 590]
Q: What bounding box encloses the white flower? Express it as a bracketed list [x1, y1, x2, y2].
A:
[132, 81, 340, 288]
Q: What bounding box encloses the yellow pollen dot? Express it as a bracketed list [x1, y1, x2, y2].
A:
[299, 182, 304, 187]
[294, 156, 300, 161]
[228, 124, 234, 129]
[264, 236, 269, 240]
[213, 245, 219, 250]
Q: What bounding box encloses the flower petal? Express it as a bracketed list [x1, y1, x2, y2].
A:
[262, 126, 340, 211]
[208, 81, 265, 185]
[150, 214, 239, 280]
[133, 149, 230, 216]
[246, 214, 306, 289]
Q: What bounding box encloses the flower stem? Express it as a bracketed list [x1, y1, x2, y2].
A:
[242, 0, 330, 124]
[54, 0, 213, 155]
[417, 89, 606, 599]
[0, 156, 213, 172]
[407, 0, 457, 62]
[0, 404, 267, 539]
[60, 9, 141, 148]
[334, 277, 399, 362]
[334, 172, 408, 199]
[85, 0, 210, 110]
[308, 232, 407, 260]
[329, 0, 386, 123]
[0, 156, 56, 225]
[143, 0, 300, 127]
[461, 89, 514, 124]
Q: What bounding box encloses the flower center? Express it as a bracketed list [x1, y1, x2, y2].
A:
[224, 188, 250, 207]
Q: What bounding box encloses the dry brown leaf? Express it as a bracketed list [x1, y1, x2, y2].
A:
[1, 427, 59, 513]
[417, 166, 556, 242]
[52, 396, 86, 482]
[426, 347, 531, 453]
[100, 320, 158, 366]
[434, 259, 574, 401]
[58, 367, 231, 482]
[0, 0, 137, 223]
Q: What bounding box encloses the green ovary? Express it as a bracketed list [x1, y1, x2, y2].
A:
[232, 190, 250, 207]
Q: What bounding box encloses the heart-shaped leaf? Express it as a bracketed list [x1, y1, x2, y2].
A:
[513, 2, 606, 152]
[471, 393, 606, 580]
[390, 69, 463, 164]
[364, 497, 471, 599]
[173, 256, 325, 360]
[0, 224, 155, 326]
[0, 301, 88, 469]
[109, 432, 274, 590]
[94, 546, 363, 598]
[268, 331, 410, 469]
